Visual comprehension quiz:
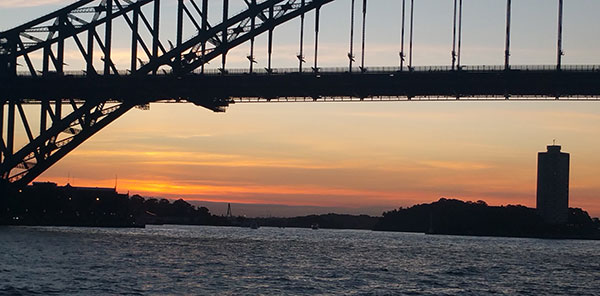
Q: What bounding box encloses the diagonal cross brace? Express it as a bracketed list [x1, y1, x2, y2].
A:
[1, 0, 154, 58]
[137, 0, 334, 75]
[185, 0, 332, 74]
[1, 99, 136, 189]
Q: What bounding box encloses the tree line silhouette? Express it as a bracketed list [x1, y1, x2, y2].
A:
[374, 198, 600, 239]
[1, 182, 599, 239]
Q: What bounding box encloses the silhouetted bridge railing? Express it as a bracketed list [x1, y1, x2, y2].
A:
[1, 0, 599, 190]
[12, 64, 600, 77]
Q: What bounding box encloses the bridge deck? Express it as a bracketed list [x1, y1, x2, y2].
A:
[3, 66, 600, 110]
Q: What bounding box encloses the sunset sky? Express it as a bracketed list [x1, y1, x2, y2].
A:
[2, 0, 600, 217]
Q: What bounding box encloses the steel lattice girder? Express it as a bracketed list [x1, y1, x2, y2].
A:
[0, 0, 334, 77]
[0, 0, 157, 77]
[0, 0, 335, 188]
[0, 0, 154, 56]
[136, 0, 334, 75]
[0, 98, 137, 188]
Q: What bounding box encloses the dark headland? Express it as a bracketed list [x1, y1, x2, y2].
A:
[374, 198, 600, 240]
[1, 182, 599, 240]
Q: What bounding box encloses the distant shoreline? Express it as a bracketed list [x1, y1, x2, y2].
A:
[2, 183, 599, 240]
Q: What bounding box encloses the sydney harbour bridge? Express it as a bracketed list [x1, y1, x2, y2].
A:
[0, 0, 599, 189]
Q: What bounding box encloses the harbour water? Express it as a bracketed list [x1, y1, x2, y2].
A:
[1, 225, 599, 295]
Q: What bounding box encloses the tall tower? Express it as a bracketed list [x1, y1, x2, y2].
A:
[536, 144, 570, 224]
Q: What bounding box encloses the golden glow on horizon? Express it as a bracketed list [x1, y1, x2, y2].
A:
[31, 101, 600, 217]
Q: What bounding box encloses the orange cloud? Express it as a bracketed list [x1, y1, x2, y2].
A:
[418, 160, 493, 171]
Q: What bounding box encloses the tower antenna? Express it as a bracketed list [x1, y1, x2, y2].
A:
[226, 203, 233, 218]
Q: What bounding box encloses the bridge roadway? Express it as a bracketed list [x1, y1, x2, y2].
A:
[3, 65, 600, 112]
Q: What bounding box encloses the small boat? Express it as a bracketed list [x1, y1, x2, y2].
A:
[311, 223, 319, 230]
[250, 221, 260, 229]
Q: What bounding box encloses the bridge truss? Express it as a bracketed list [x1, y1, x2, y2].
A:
[0, 0, 599, 189]
[0, 0, 336, 188]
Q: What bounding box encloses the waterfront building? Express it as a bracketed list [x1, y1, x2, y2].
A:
[536, 145, 570, 224]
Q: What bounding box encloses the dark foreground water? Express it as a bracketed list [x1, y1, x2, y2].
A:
[1, 225, 599, 295]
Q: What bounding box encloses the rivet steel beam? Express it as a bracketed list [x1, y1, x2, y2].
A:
[349, 0, 355, 72]
[201, 0, 208, 74]
[268, 4, 274, 72]
[42, 45, 50, 75]
[249, 0, 257, 73]
[7, 101, 15, 158]
[409, 0, 414, 70]
[104, 0, 113, 75]
[457, 0, 462, 69]
[131, 6, 139, 73]
[557, 0, 564, 71]
[176, 0, 184, 70]
[40, 101, 48, 136]
[313, 5, 320, 72]
[222, 0, 229, 73]
[360, 0, 367, 72]
[87, 28, 95, 75]
[400, 0, 406, 70]
[152, 0, 160, 75]
[0, 101, 4, 164]
[298, 0, 306, 73]
[505, 0, 511, 70]
[452, 0, 458, 70]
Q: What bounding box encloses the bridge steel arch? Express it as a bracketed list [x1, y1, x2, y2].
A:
[0, 0, 334, 189]
[1, 0, 600, 190]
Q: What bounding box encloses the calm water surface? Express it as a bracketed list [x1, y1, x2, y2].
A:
[0, 225, 599, 295]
